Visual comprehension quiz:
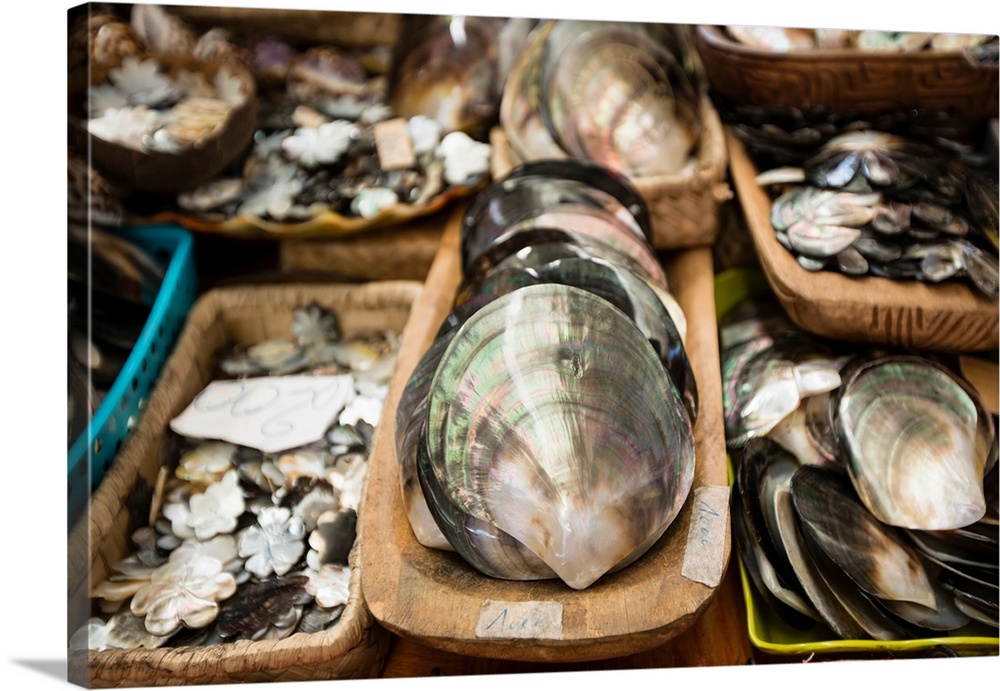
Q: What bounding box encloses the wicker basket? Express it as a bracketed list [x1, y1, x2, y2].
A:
[165, 6, 401, 48]
[694, 25, 1000, 119]
[67, 281, 424, 687]
[278, 210, 449, 282]
[490, 95, 732, 250]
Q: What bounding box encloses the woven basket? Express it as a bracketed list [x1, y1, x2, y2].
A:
[67, 281, 424, 687]
[165, 6, 401, 48]
[278, 211, 449, 282]
[490, 95, 732, 250]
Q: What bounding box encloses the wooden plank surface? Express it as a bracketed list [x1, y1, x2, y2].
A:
[380, 564, 753, 677]
[727, 131, 999, 353]
[359, 209, 732, 663]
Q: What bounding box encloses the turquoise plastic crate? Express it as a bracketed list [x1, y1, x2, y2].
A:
[68, 225, 197, 530]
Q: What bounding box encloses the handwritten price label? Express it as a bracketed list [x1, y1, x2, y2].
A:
[475, 600, 563, 640]
[681, 485, 731, 587]
[169, 375, 355, 453]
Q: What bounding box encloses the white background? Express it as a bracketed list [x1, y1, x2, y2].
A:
[4, 0, 997, 688]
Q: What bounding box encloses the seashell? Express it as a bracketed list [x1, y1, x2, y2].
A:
[388, 15, 500, 137]
[215, 575, 311, 641]
[177, 177, 243, 213]
[437, 131, 492, 186]
[717, 297, 799, 353]
[737, 438, 813, 605]
[929, 33, 995, 52]
[297, 603, 345, 634]
[484, 253, 696, 422]
[958, 239, 1000, 299]
[415, 428, 557, 580]
[836, 355, 991, 530]
[539, 21, 702, 177]
[307, 509, 357, 568]
[767, 478, 876, 638]
[790, 464, 937, 610]
[130, 4, 199, 56]
[854, 31, 935, 52]
[472, 211, 667, 291]
[193, 28, 253, 72]
[726, 25, 817, 52]
[422, 284, 695, 589]
[70, 12, 147, 72]
[731, 486, 819, 631]
[461, 159, 652, 266]
[722, 333, 841, 449]
[803, 130, 942, 193]
[175, 441, 237, 485]
[499, 21, 568, 164]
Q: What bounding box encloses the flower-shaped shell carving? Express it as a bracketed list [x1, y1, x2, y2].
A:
[187, 470, 246, 540]
[282, 121, 357, 168]
[170, 535, 243, 578]
[304, 564, 352, 609]
[238, 506, 307, 578]
[70, 610, 171, 651]
[87, 106, 161, 150]
[108, 56, 174, 104]
[130, 556, 237, 637]
[291, 302, 339, 346]
[238, 164, 305, 220]
[351, 187, 399, 218]
[91, 555, 158, 603]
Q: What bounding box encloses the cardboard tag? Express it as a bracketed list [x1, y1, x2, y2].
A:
[475, 600, 563, 640]
[169, 375, 355, 454]
[681, 485, 731, 588]
[373, 117, 416, 171]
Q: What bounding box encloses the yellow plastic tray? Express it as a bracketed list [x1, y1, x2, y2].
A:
[715, 267, 1000, 656]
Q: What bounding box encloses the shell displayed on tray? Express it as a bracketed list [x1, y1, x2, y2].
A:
[394, 159, 697, 589]
[722, 289, 999, 641]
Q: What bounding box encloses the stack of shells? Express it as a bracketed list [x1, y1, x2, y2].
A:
[721, 297, 999, 638]
[394, 159, 698, 590]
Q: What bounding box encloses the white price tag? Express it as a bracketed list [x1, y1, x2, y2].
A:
[681, 485, 731, 588]
[169, 375, 355, 454]
[475, 600, 563, 640]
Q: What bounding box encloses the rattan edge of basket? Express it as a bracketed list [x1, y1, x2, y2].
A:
[81, 538, 387, 684]
[634, 96, 730, 192]
[74, 280, 425, 685]
[77, 281, 426, 551]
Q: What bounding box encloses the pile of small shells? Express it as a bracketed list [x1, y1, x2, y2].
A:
[176, 108, 490, 222]
[755, 130, 999, 298]
[722, 295, 999, 639]
[724, 26, 997, 54]
[86, 55, 248, 154]
[72, 302, 399, 651]
[169, 12, 492, 223]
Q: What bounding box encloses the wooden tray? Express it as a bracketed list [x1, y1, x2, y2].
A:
[67, 281, 423, 687]
[695, 25, 999, 118]
[727, 130, 999, 353]
[358, 211, 731, 663]
[489, 94, 733, 251]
